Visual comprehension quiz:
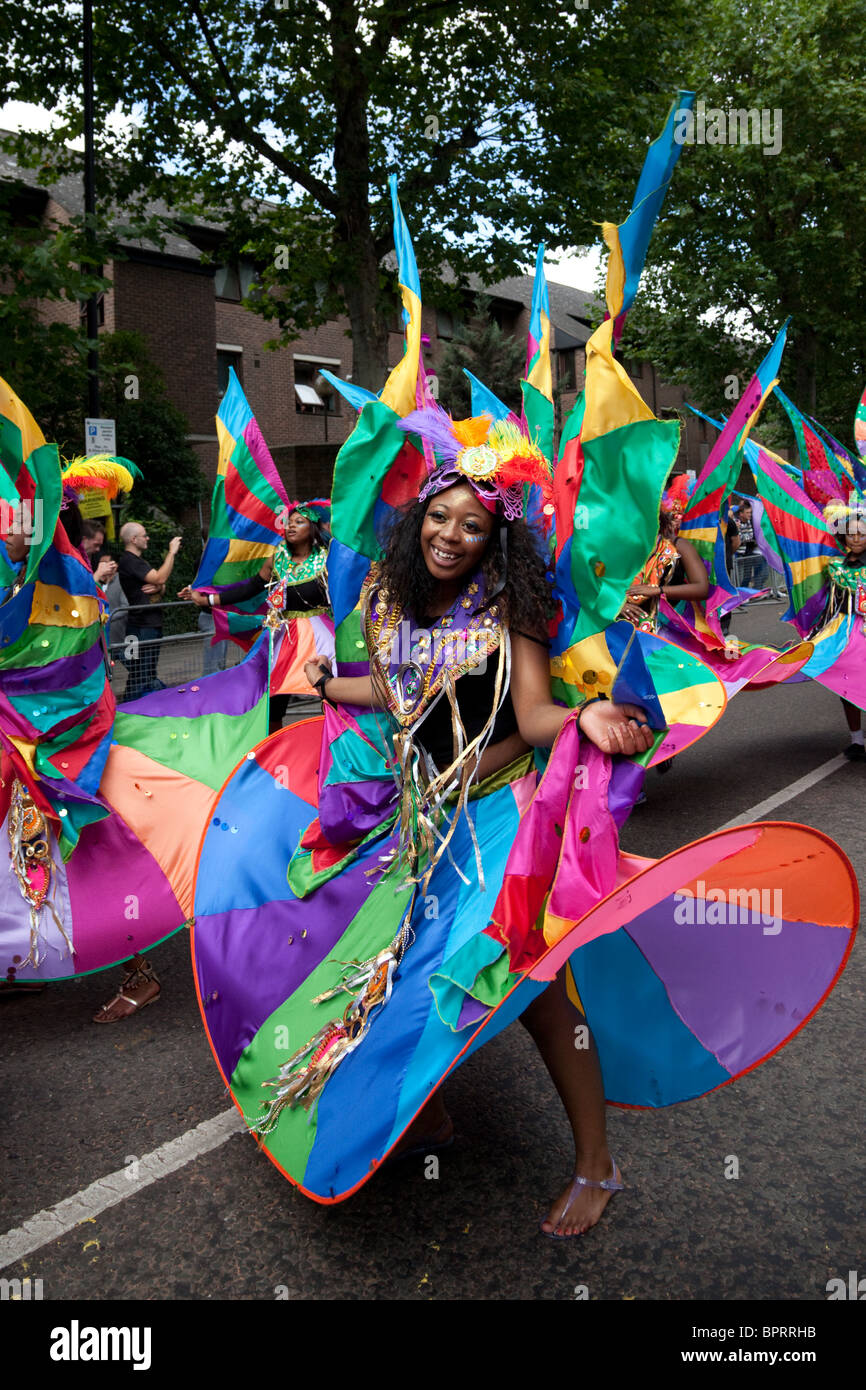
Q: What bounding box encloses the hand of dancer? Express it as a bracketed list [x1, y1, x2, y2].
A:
[178, 586, 210, 608]
[305, 660, 331, 689]
[626, 583, 658, 598]
[579, 701, 655, 757]
[619, 601, 647, 625]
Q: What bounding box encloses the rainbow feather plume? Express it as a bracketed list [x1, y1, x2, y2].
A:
[61, 454, 139, 499]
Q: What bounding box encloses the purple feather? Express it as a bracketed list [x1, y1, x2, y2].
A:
[398, 407, 462, 465]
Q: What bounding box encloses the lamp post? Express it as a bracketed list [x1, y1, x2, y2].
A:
[83, 0, 99, 417]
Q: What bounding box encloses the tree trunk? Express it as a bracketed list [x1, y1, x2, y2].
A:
[341, 252, 392, 391]
[329, 0, 392, 390]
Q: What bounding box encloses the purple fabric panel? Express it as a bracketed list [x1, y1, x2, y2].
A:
[608, 758, 645, 829]
[750, 498, 785, 575]
[800, 590, 831, 635]
[64, 809, 184, 975]
[627, 903, 850, 1076]
[318, 776, 397, 842]
[118, 636, 269, 717]
[214, 574, 267, 604]
[1, 643, 103, 694]
[196, 853, 380, 1078]
[456, 993, 491, 1030]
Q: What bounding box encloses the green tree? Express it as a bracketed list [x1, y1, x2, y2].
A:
[627, 0, 866, 449]
[0, 187, 109, 437]
[436, 295, 525, 416]
[0, 0, 692, 390]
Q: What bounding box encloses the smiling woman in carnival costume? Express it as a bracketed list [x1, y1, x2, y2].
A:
[191, 136, 856, 1236]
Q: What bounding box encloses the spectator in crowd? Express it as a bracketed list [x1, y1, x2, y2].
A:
[117, 523, 181, 700]
[734, 499, 769, 596]
[80, 519, 117, 587]
[720, 508, 740, 636]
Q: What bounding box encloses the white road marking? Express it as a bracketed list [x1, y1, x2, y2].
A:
[0, 756, 849, 1269]
[0, 1107, 242, 1271]
[715, 754, 846, 830]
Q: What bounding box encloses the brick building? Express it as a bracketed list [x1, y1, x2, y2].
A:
[2, 142, 713, 510]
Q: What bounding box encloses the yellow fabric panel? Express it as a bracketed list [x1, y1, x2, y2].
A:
[580, 318, 655, 444]
[788, 555, 830, 587]
[658, 679, 724, 727]
[380, 286, 422, 418]
[565, 961, 586, 1015]
[551, 632, 617, 696]
[527, 309, 553, 401]
[7, 737, 37, 776]
[0, 374, 46, 466]
[225, 538, 273, 565]
[30, 585, 99, 628]
[216, 416, 234, 479]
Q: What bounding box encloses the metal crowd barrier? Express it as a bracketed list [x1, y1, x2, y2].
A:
[107, 601, 243, 700]
[731, 554, 787, 601]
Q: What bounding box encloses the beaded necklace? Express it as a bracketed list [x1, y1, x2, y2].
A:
[363, 568, 502, 728]
[272, 542, 326, 585]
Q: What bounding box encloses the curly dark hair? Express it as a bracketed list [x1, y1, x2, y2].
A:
[376, 493, 555, 634]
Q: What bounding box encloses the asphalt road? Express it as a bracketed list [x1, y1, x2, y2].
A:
[2, 599, 864, 1304]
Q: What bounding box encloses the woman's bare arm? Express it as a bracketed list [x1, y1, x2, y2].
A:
[510, 633, 655, 755]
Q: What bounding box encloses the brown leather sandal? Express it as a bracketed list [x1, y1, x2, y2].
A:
[92, 958, 161, 1024]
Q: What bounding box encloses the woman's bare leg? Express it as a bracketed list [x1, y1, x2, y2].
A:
[521, 970, 619, 1235]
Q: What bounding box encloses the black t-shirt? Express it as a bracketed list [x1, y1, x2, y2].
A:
[118, 551, 163, 627]
[724, 517, 739, 572]
[412, 622, 545, 771]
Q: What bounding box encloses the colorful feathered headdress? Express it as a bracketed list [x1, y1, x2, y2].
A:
[661, 472, 691, 518]
[60, 454, 140, 503]
[286, 497, 331, 530]
[397, 406, 553, 520]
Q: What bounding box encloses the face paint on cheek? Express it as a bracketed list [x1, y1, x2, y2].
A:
[465, 534, 488, 544]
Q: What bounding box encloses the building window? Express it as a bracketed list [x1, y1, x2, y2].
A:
[214, 258, 257, 301]
[217, 348, 243, 395]
[624, 359, 643, 380]
[436, 308, 464, 341]
[293, 360, 339, 414]
[556, 349, 576, 392]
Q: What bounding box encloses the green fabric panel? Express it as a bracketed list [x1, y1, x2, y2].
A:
[206, 477, 234, 537]
[559, 391, 586, 450]
[324, 725, 392, 786]
[520, 380, 555, 462]
[335, 607, 368, 668]
[0, 415, 24, 486]
[429, 931, 519, 1031]
[54, 796, 109, 861]
[570, 418, 679, 643]
[644, 644, 711, 696]
[25, 443, 62, 580]
[331, 400, 405, 559]
[0, 621, 99, 669]
[113, 700, 269, 790]
[12, 659, 107, 731]
[231, 870, 414, 1181]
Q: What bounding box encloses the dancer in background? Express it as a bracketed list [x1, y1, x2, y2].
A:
[181, 500, 333, 732]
